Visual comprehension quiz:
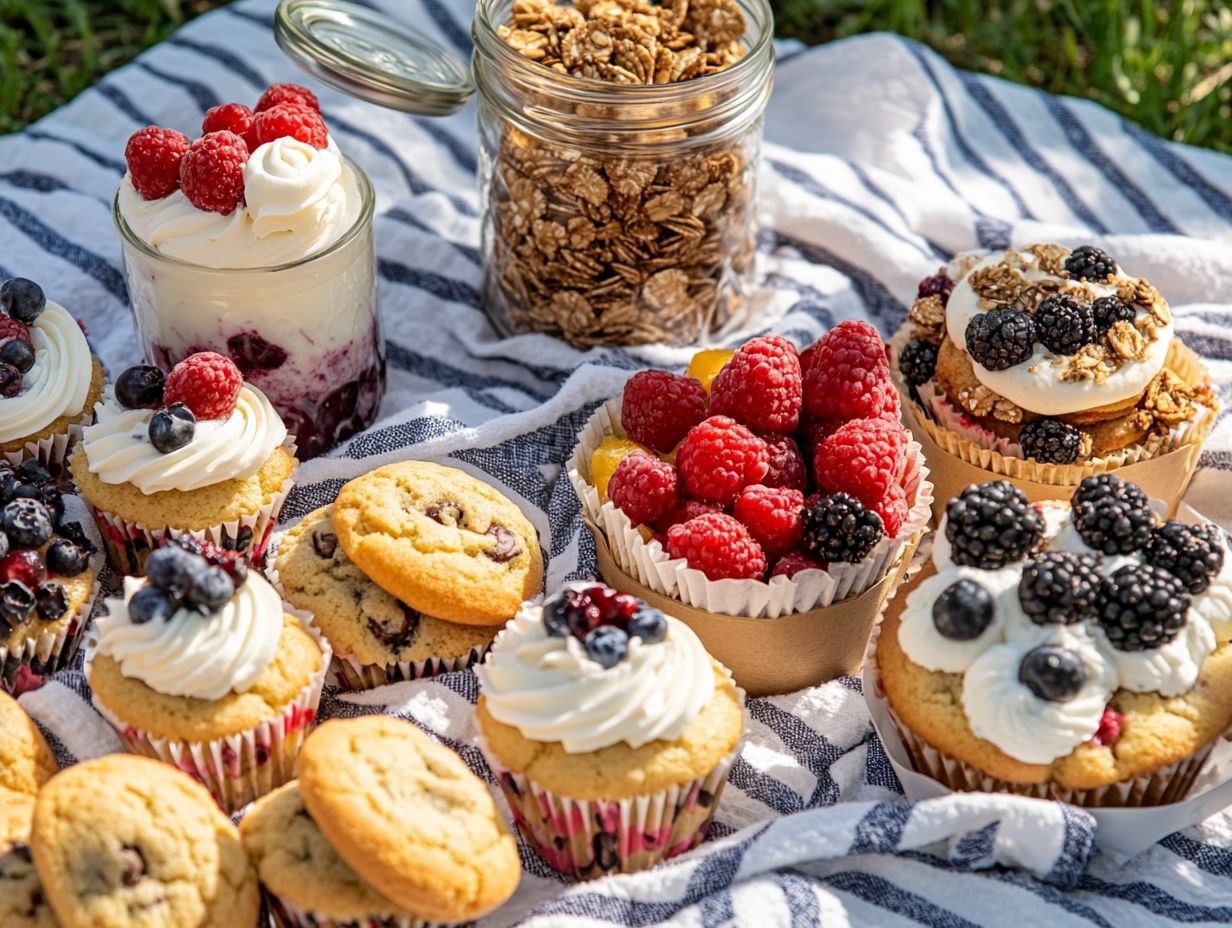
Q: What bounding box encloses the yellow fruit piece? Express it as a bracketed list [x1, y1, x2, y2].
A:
[636, 525, 655, 543]
[686, 348, 735, 392]
[591, 436, 648, 502]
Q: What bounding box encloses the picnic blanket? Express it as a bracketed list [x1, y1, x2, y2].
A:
[3, 0, 1232, 924]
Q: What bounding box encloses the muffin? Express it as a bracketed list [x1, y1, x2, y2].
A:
[875, 475, 1232, 806]
[70, 351, 296, 574]
[893, 245, 1216, 515]
[1, 798, 58, 928]
[0, 277, 105, 472]
[476, 583, 745, 879]
[87, 537, 328, 812]
[0, 690, 57, 805]
[272, 503, 498, 689]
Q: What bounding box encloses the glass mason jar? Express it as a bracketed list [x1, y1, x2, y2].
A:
[113, 158, 383, 460]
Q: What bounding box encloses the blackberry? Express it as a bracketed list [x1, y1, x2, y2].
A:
[1072, 474, 1156, 555]
[0, 579, 35, 626]
[1034, 294, 1098, 355]
[1018, 552, 1101, 625]
[916, 272, 955, 305]
[932, 578, 995, 640]
[1064, 245, 1117, 281]
[46, 539, 89, 577]
[1098, 563, 1190, 651]
[944, 480, 1044, 569]
[1019, 419, 1083, 465]
[965, 308, 1036, 371]
[1092, 296, 1135, 333]
[34, 582, 67, 621]
[1018, 646, 1086, 702]
[898, 339, 939, 387]
[801, 492, 885, 564]
[1145, 520, 1225, 594]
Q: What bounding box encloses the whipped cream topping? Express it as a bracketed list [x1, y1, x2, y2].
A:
[1093, 613, 1217, 697]
[477, 599, 715, 754]
[97, 572, 283, 700]
[118, 136, 361, 269]
[81, 384, 287, 494]
[946, 249, 1174, 416]
[896, 564, 1020, 673]
[1194, 543, 1232, 644]
[0, 300, 92, 444]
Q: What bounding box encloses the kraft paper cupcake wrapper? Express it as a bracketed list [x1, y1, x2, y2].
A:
[568, 398, 934, 619]
[1, 412, 90, 476]
[266, 894, 429, 928]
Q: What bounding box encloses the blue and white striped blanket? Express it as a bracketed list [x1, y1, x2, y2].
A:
[3, 0, 1232, 923]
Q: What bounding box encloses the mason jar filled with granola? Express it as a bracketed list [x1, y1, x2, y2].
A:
[273, 0, 773, 349]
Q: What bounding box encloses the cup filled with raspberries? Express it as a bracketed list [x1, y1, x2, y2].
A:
[569, 323, 934, 694]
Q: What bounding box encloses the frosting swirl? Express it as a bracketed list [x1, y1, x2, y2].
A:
[81, 384, 287, 494]
[477, 599, 715, 754]
[0, 300, 92, 444]
[1093, 613, 1217, 697]
[1194, 544, 1232, 645]
[97, 572, 283, 700]
[897, 564, 1020, 673]
[117, 137, 360, 269]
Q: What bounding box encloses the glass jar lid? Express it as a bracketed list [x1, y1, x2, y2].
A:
[274, 0, 475, 116]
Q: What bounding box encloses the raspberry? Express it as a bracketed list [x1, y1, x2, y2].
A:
[202, 102, 254, 140]
[162, 352, 243, 420]
[1064, 245, 1116, 282]
[0, 317, 32, 350]
[675, 416, 769, 505]
[650, 499, 721, 534]
[802, 321, 900, 422]
[945, 481, 1044, 569]
[621, 370, 708, 453]
[1089, 708, 1124, 747]
[665, 513, 767, 581]
[124, 126, 191, 200]
[965, 309, 1036, 371]
[250, 102, 329, 149]
[917, 271, 955, 305]
[771, 551, 826, 578]
[255, 82, 321, 113]
[801, 492, 884, 563]
[871, 481, 909, 538]
[1072, 475, 1156, 555]
[797, 415, 843, 456]
[760, 434, 807, 492]
[178, 131, 249, 215]
[608, 451, 679, 527]
[1035, 294, 1098, 355]
[590, 436, 648, 502]
[732, 485, 804, 561]
[797, 340, 821, 375]
[709, 336, 802, 434]
[685, 348, 734, 392]
[812, 418, 908, 509]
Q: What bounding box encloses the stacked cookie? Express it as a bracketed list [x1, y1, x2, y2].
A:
[275, 461, 544, 689]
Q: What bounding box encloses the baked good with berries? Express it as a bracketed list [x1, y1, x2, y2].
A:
[476, 584, 744, 879]
[272, 503, 498, 689]
[0, 798, 57, 928]
[0, 278, 105, 471]
[86, 537, 328, 812]
[0, 691, 56, 806]
[69, 352, 296, 575]
[875, 475, 1232, 805]
[892, 245, 1216, 510]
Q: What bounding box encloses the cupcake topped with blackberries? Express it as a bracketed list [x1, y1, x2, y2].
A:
[876, 474, 1232, 805]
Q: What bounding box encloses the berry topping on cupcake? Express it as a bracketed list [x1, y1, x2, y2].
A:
[134, 537, 242, 623]
[1018, 645, 1087, 702]
[1018, 552, 1101, 625]
[964, 308, 1036, 371]
[1145, 521, 1225, 594]
[1072, 474, 1156, 555]
[800, 492, 884, 564]
[0, 277, 49, 398]
[932, 578, 995, 641]
[1063, 244, 1117, 281]
[1097, 563, 1191, 651]
[542, 585, 668, 669]
[163, 352, 243, 420]
[944, 480, 1044, 569]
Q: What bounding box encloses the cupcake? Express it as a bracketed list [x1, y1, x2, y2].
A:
[0, 460, 101, 693]
[0, 277, 105, 471]
[0, 798, 56, 928]
[893, 245, 1217, 516]
[570, 326, 931, 694]
[271, 503, 498, 689]
[875, 475, 1232, 806]
[70, 351, 296, 574]
[87, 537, 329, 812]
[0, 690, 57, 805]
[476, 583, 745, 879]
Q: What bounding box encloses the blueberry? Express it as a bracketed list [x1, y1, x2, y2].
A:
[146, 544, 201, 597]
[0, 339, 33, 374]
[583, 625, 629, 668]
[542, 592, 574, 638]
[46, 539, 88, 577]
[114, 365, 167, 410]
[1018, 646, 1086, 702]
[128, 585, 176, 625]
[0, 278, 46, 325]
[0, 580, 35, 625]
[1, 499, 52, 549]
[626, 606, 667, 643]
[16, 460, 50, 484]
[932, 579, 995, 641]
[0, 364, 20, 398]
[34, 582, 67, 621]
[54, 521, 96, 553]
[148, 404, 195, 454]
[188, 566, 234, 613]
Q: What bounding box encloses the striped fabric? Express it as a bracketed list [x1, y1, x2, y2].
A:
[4, 0, 1232, 924]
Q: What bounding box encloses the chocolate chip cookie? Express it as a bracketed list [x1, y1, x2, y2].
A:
[332, 461, 543, 626]
[0, 692, 56, 805]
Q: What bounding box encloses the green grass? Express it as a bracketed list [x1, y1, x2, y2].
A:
[3, 0, 1232, 154]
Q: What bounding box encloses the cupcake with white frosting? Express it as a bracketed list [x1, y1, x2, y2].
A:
[87, 536, 328, 812]
[875, 476, 1232, 806]
[0, 277, 105, 471]
[475, 582, 744, 879]
[69, 351, 296, 574]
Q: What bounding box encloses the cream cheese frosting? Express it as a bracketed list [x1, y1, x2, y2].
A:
[1092, 611, 1217, 697]
[1194, 543, 1232, 644]
[476, 597, 715, 754]
[0, 300, 92, 444]
[117, 136, 360, 269]
[80, 383, 287, 494]
[97, 572, 283, 700]
[896, 564, 1020, 673]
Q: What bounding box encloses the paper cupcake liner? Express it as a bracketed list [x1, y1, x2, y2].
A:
[1, 413, 90, 476]
[266, 894, 429, 928]
[568, 399, 933, 619]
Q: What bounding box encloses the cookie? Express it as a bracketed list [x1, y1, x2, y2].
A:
[332, 461, 543, 626]
[297, 716, 520, 923]
[240, 781, 416, 923]
[275, 505, 496, 672]
[0, 692, 57, 804]
[1, 798, 57, 928]
[30, 755, 260, 928]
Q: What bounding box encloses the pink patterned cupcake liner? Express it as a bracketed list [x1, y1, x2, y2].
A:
[266, 894, 430, 928]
